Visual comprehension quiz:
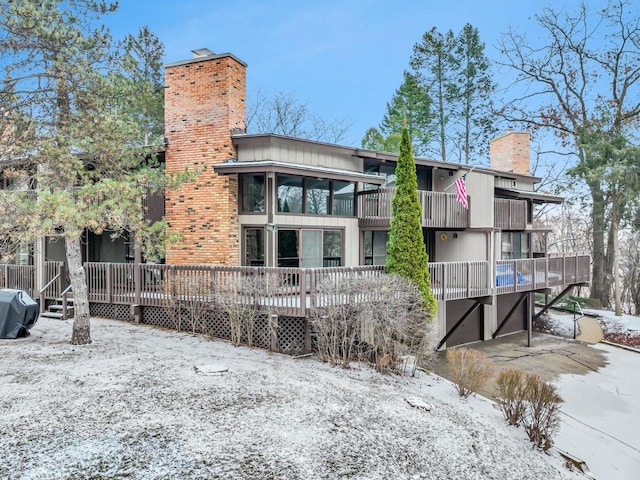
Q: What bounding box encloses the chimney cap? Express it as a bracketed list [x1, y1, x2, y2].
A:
[192, 48, 215, 58]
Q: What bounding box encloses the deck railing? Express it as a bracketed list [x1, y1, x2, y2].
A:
[358, 188, 468, 228]
[494, 199, 528, 230]
[12, 252, 591, 315]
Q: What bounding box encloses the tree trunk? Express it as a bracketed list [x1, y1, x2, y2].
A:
[589, 183, 608, 307]
[66, 235, 91, 345]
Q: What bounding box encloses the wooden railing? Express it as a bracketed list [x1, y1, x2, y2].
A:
[17, 252, 591, 315]
[494, 198, 527, 230]
[357, 188, 468, 228]
[0, 264, 36, 297]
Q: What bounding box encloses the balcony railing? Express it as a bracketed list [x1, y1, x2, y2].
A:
[358, 188, 468, 228]
[494, 198, 527, 230]
[22, 253, 590, 318]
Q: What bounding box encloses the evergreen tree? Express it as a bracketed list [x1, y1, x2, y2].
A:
[121, 26, 165, 146]
[386, 127, 437, 314]
[379, 71, 432, 156]
[0, 0, 165, 345]
[410, 27, 457, 162]
[451, 24, 496, 164]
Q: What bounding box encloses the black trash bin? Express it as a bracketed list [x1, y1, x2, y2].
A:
[0, 289, 39, 339]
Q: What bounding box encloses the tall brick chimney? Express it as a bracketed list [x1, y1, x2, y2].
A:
[489, 131, 530, 175]
[164, 49, 247, 264]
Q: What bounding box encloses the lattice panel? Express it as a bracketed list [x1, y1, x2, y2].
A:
[276, 317, 306, 355]
[134, 306, 308, 355]
[89, 303, 130, 320]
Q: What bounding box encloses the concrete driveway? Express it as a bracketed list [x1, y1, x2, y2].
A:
[430, 332, 640, 480]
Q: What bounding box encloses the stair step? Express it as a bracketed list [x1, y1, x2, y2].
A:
[40, 311, 65, 319]
[49, 304, 74, 312]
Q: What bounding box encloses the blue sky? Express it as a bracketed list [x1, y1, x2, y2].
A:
[110, 0, 564, 146]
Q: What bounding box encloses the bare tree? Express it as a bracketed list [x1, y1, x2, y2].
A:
[246, 90, 351, 144]
[497, 0, 640, 307]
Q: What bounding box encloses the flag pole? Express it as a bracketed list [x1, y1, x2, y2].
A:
[443, 165, 477, 191]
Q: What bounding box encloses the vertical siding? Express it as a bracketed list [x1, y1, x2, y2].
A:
[466, 172, 494, 229]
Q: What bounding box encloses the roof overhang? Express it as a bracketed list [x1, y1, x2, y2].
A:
[495, 187, 563, 204]
[213, 160, 386, 184]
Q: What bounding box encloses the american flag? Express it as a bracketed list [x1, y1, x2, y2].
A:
[454, 176, 468, 209]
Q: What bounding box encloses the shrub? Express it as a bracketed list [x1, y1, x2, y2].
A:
[521, 374, 563, 451]
[495, 369, 527, 426]
[446, 348, 494, 398]
[310, 272, 436, 373]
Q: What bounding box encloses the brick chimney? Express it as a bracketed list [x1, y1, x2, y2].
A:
[489, 131, 530, 175]
[164, 49, 247, 264]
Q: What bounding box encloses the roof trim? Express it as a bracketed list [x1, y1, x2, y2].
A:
[213, 160, 386, 184]
[231, 133, 541, 183]
[495, 187, 564, 204]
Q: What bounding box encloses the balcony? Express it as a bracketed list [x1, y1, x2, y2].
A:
[357, 188, 469, 229]
[494, 198, 527, 230]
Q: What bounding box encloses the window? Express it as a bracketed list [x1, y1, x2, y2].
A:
[276, 174, 355, 216]
[278, 230, 299, 267]
[333, 181, 355, 216]
[277, 175, 303, 213]
[364, 160, 432, 191]
[501, 232, 530, 260]
[245, 228, 265, 266]
[305, 179, 330, 215]
[277, 229, 343, 267]
[363, 230, 388, 265]
[240, 174, 265, 212]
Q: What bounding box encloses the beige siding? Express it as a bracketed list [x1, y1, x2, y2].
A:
[431, 168, 457, 192]
[466, 172, 494, 229]
[494, 176, 536, 191]
[435, 231, 488, 262]
[237, 143, 362, 172]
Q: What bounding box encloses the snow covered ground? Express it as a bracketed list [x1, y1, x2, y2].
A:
[541, 308, 640, 479]
[554, 343, 640, 480]
[0, 317, 581, 480]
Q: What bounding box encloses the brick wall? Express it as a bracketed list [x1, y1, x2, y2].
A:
[164, 52, 246, 264]
[489, 131, 530, 176]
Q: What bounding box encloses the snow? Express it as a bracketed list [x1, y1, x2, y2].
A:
[0, 317, 580, 480]
[541, 308, 640, 479]
[554, 343, 640, 480]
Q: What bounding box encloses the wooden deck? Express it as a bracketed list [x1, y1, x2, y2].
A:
[6, 253, 590, 317]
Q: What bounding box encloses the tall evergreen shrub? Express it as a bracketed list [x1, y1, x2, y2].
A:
[386, 127, 437, 315]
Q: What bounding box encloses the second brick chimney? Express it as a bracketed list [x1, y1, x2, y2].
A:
[489, 131, 530, 176]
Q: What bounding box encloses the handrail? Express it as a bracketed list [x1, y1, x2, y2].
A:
[39, 273, 60, 295]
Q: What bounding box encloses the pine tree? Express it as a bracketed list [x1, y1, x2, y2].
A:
[386, 127, 437, 314]
[0, 1, 165, 345]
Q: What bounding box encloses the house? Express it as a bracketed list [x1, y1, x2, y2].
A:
[9, 48, 589, 352]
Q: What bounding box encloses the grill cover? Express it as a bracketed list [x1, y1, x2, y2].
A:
[0, 289, 39, 339]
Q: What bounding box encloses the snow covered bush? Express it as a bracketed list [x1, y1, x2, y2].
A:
[521, 374, 563, 452]
[310, 272, 435, 373]
[496, 369, 527, 426]
[446, 348, 494, 398]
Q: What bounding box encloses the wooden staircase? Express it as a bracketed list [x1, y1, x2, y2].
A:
[40, 296, 74, 320]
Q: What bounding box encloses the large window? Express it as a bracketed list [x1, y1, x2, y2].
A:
[278, 229, 343, 267]
[240, 174, 266, 212]
[363, 230, 389, 265]
[277, 175, 355, 216]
